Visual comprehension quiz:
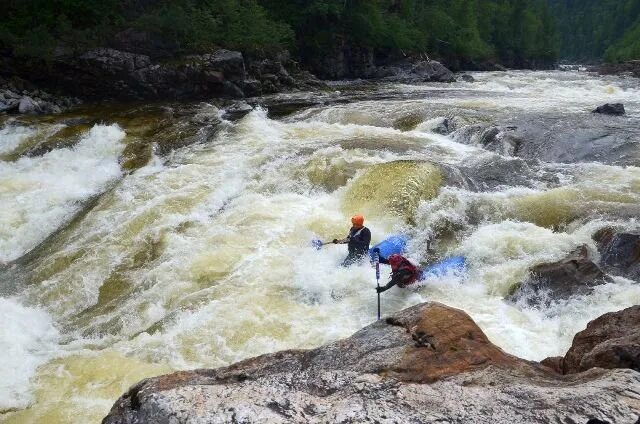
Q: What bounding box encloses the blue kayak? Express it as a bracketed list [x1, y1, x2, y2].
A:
[420, 256, 466, 279]
[369, 234, 407, 261]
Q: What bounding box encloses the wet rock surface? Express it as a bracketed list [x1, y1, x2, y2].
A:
[511, 246, 612, 305]
[594, 228, 640, 280]
[458, 113, 640, 166]
[594, 60, 640, 78]
[306, 40, 456, 82]
[375, 60, 456, 83]
[593, 103, 626, 116]
[0, 76, 81, 115]
[103, 303, 640, 424]
[562, 306, 640, 374]
[4, 48, 326, 102]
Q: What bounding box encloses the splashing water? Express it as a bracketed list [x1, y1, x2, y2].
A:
[1, 71, 640, 422]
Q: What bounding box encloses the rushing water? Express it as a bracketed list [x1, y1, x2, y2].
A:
[1, 70, 640, 422]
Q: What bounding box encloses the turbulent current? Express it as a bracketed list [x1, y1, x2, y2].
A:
[1, 71, 640, 422]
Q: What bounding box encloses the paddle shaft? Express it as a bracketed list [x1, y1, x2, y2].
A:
[375, 252, 381, 320]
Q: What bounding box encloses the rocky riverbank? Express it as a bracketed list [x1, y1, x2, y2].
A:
[0, 44, 456, 116]
[103, 302, 640, 424]
[0, 76, 81, 115]
[593, 61, 640, 79]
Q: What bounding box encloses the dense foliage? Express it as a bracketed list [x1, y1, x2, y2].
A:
[0, 0, 293, 58]
[549, 0, 640, 62]
[0, 0, 558, 67]
[261, 0, 558, 68]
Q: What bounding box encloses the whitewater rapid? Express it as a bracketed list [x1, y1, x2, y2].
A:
[1, 70, 640, 423]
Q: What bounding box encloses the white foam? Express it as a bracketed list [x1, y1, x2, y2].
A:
[0, 297, 59, 410]
[0, 124, 125, 263]
[5, 72, 640, 421]
[0, 122, 36, 155]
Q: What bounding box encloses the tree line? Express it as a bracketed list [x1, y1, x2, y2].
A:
[0, 0, 561, 68]
[549, 0, 640, 63]
[6, 0, 635, 68]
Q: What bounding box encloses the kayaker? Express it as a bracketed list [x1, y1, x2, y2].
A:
[375, 253, 422, 293]
[333, 214, 371, 266]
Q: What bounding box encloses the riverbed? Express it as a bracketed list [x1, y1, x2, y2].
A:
[1, 70, 639, 423]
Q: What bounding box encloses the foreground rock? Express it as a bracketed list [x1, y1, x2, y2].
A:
[543, 306, 640, 375]
[563, 305, 640, 374]
[593, 103, 626, 116]
[103, 303, 640, 423]
[594, 228, 640, 280]
[510, 246, 612, 305]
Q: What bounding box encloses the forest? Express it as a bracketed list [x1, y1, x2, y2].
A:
[549, 0, 640, 62]
[0, 0, 638, 67]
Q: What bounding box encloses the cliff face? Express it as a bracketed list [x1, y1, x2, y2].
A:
[103, 303, 640, 424]
[1, 47, 325, 102]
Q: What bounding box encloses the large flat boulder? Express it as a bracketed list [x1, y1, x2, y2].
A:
[456, 114, 640, 167]
[103, 303, 640, 424]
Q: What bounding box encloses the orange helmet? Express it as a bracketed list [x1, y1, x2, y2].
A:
[351, 214, 364, 227]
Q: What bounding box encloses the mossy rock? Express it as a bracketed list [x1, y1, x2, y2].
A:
[343, 160, 443, 223]
[121, 139, 153, 170]
[393, 113, 425, 131]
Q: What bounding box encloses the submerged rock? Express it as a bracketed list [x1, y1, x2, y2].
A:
[594, 228, 640, 280]
[562, 306, 640, 374]
[342, 160, 442, 223]
[460, 73, 476, 82]
[593, 103, 626, 116]
[103, 302, 640, 424]
[510, 246, 612, 304]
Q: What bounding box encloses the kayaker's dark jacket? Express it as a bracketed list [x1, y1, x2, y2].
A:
[347, 226, 371, 256]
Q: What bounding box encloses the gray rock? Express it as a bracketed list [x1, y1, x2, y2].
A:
[18, 96, 41, 114]
[103, 303, 640, 424]
[510, 246, 613, 305]
[223, 101, 253, 120]
[458, 155, 539, 191]
[562, 306, 640, 374]
[460, 74, 475, 82]
[199, 49, 245, 81]
[455, 113, 640, 166]
[410, 60, 456, 82]
[594, 228, 640, 280]
[241, 79, 262, 97]
[4, 90, 19, 100]
[221, 81, 244, 98]
[261, 73, 279, 83]
[593, 103, 626, 115]
[375, 60, 456, 83]
[0, 99, 19, 113]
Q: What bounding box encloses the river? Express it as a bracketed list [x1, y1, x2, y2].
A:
[1, 70, 640, 423]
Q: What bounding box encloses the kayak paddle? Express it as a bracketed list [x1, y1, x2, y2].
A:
[311, 239, 329, 250]
[374, 250, 381, 320]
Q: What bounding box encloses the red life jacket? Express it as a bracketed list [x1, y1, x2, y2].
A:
[387, 254, 420, 287]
